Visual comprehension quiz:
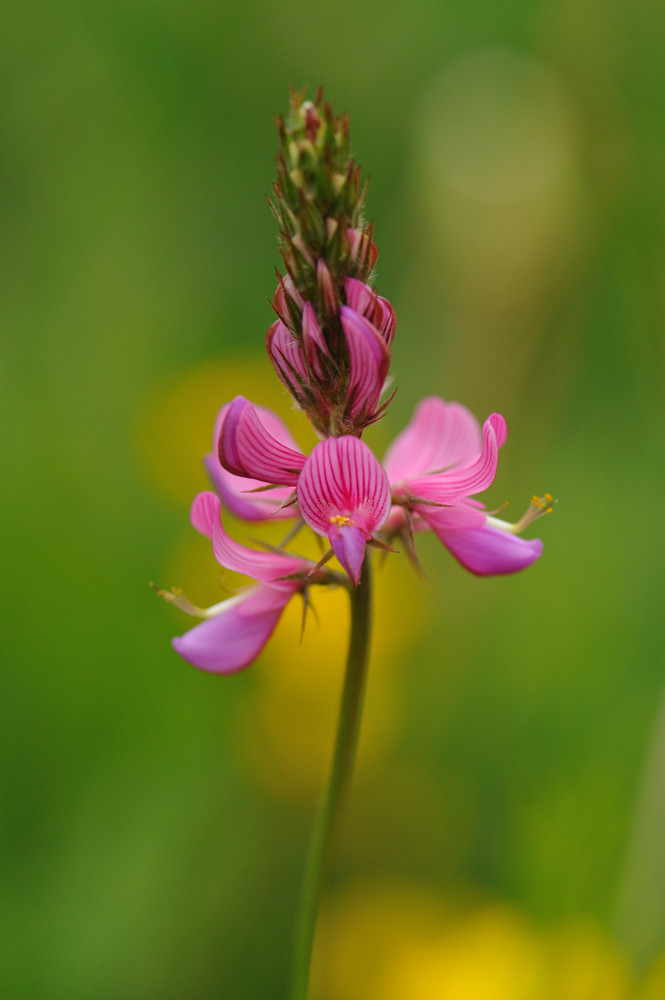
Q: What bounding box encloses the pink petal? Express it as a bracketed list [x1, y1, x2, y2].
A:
[206, 402, 300, 519]
[375, 296, 396, 346]
[419, 501, 487, 532]
[344, 278, 396, 346]
[404, 413, 503, 503]
[340, 306, 390, 421]
[383, 397, 483, 484]
[297, 436, 391, 538]
[344, 277, 376, 317]
[211, 510, 309, 583]
[218, 396, 306, 486]
[328, 522, 367, 587]
[172, 584, 295, 674]
[190, 490, 219, 538]
[191, 491, 307, 580]
[438, 523, 543, 576]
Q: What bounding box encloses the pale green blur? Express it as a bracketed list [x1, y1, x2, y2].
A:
[2, 2, 665, 997]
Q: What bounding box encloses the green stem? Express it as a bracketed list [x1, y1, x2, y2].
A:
[289, 558, 373, 1000]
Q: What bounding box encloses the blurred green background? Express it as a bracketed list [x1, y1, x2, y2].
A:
[3, 1, 665, 997]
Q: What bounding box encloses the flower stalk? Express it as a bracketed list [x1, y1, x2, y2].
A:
[154, 87, 553, 1000]
[289, 558, 373, 1000]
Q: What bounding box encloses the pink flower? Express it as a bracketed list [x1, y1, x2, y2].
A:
[217, 398, 392, 585]
[297, 437, 391, 585]
[166, 492, 312, 673]
[216, 393, 546, 581]
[383, 397, 546, 576]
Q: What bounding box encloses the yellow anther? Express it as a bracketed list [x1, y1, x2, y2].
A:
[329, 514, 354, 528]
[531, 494, 555, 512]
[507, 492, 557, 533]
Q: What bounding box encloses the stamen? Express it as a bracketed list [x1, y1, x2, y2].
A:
[512, 493, 557, 533]
[329, 514, 354, 527]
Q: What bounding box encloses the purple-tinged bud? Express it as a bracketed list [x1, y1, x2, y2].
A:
[347, 227, 378, 276]
[302, 302, 331, 378]
[266, 320, 309, 407]
[316, 259, 338, 318]
[273, 275, 304, 328]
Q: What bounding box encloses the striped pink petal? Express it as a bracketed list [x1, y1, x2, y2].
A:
[340, 306, 390, 421]
[403, 413, 504, 503]
[345, 278, 396, 346]
[172, 583, 297, 674]
[218, 396, 306, 486]
[206, 402, 299, 520]
[384, 397, 483, 484]
[297, 437, 391, 584]
[191, 491, 309, 581]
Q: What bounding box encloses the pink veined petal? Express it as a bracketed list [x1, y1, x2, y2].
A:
[206, 402, 300, 519]
[172, 583, 296, 674]
[297, 436, 391, 537]
[340, 306, 390, 420]
[404, 413, 503, 503]
[375, 295, 396, 346]
[438, 523, 544, 576]
[211, 511, 309, 583]
[190, 490, 219, 538]
[328, 522, 367, 587]
[344, 279, 396, 347]
[383, 397, 483, 484]
[218, 396, 306, 486]
[344, 277, 376, 318]
[491, 412, 508, 449]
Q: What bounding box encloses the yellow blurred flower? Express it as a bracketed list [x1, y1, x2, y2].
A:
[135, 356, 316, 506]
[639, 951, 665, 1000]
[310, 881, 633, 1000]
